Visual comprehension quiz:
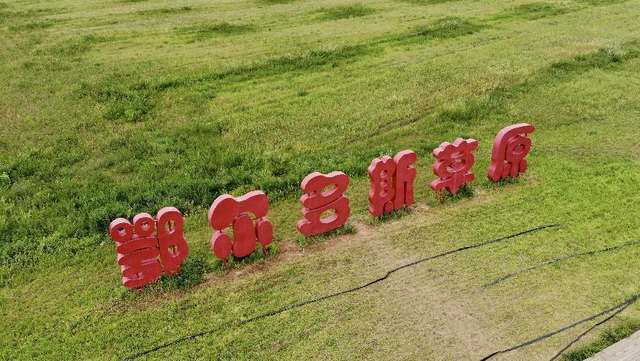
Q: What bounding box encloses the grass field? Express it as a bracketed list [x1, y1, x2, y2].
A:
[2, 0, 640, 359]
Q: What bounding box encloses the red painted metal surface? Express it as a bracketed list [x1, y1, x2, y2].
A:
[368, 150, 417, 217]
[109, 209, 189, 289]
[208, 191, 274, 262]
[156, 207, 189, 276]
[368, 156, 397, 217]
[297, 171, 351, 236]
[488, 123, 535, 182]
[430, 138, 479, 195]
[109, 217, 162, 289]
[393, 150, 417, 210]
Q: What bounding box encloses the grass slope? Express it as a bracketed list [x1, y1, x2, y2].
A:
[2, 0, 640, 359]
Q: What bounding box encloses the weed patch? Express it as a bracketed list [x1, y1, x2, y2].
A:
[48, 34, 106, 57]
[546, 45, 640, 77]
[76, 75, 158, 123]
[9, 19, 57, 32]
[177, 22, 257, 41]
[576, 0, 629, 5]
[0, 7, 60, 24]
[258, 0, 297, 4]
[156, 254, 210, 288]
[136, 6, 192, 16]
[397, 17, 486, 43]
[494, 2, 572, 21]
[400, 0, 461, 5]
[318, 4, 375, 20]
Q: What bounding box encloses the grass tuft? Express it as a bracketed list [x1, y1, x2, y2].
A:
[48, 34, 106, 57]
[400, 0, 461, 5]
[136, 6, 192, 16]
[398, 17, 486, 42]
[495, 2, 571, 21]
[9, 20, 57, 32]
[155, 254, 210, 288]
[258, 0, 297, 4]
[178, 22, 257, 40]
[548, 46, 639, 76]
[576, 0, 629, 5]
[318, 4, 375, 20]
[76, 75, 158, 123]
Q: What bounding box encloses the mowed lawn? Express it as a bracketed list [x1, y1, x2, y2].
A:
[2, 0, 640, 359]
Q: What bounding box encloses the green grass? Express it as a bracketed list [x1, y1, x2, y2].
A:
[136, 6, 193, 17]
[259, 0, 298, 4]
[8, 19, 58, 32]
[178, 22, 258, 41]
[401, 0, 461, 5]
[400, 17, 487, 41]
[2, 0, 640, 359]
[317, 4, 376, 20]
[562, 320, 640, 360]
[577, 0, 629, 5]
[495, 2, 572, 20]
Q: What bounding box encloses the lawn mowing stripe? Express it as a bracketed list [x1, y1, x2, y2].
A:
[482, 239, 640, 288]
[122, 224, 560, 360]
[480, 292, 640, 361]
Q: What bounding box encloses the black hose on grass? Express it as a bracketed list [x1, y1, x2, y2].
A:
[483, 239, 640, 288]
[548, 302, 633, 361]
[480, 293, 640, 361]
[122, 224, 560, 360]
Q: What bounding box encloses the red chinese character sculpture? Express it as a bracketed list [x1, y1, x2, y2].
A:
[393, 150, 418, 210]
[208, 191, 274, 263]
[297, 172, 350, 236]
[488, 123, 536, 182]
[368, 150, 417, 217]
[430, 138, 479, 195]
[156, 207, 189, 276]
[108, 207, 189, 289]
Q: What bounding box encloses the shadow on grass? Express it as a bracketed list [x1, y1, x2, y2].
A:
[482, 176, 523, 190]
[366, 207, 414, 226]
[438, 183, 475, 204]
[296, 223, 357, 247]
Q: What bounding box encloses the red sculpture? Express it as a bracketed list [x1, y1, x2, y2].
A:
[156, 207, 189, 276]
[368, 150, 417, 217]
[208, 191, 274, 263]
[393, 150, 418, 210]
[430, 138, 479, 195]
[108, 207, 189, 289]
[488, 123, 535, 182]
[297, 172, 350, 236]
